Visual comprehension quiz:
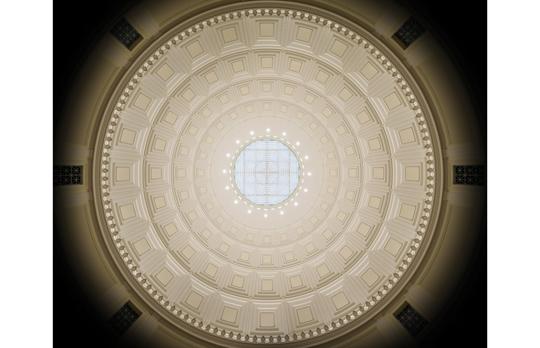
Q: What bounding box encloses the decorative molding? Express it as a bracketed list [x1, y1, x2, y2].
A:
[94, 6, 441, 344]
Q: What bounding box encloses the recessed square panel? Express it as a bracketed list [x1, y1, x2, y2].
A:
[385, 238, 402, 256]
[372, 167, 385, 179]
[239, 252, 250, 262]
[399, 127, 417, 144]
[360, 61, 379, 80]
[315, 69, 330, 83]
[221, 26, 238, 43]
[384, 92, 402, 110]
[368, 137, 382, 151]
[155, 268, 173, 286]
[356, 109, 372, 124]
[331, 292, 350, 310]
[163, 223, 177, 237]
[204, 263, 218, 277]
[296, 26, 313, 42]
[119, 203, 136, 220]
[181, 88, 195, 102]
[338, 87, 353, 101]
[289, 275, 303, 288]
[133, 93, 151, 111]
[399, 203, 417, 221]
[357, 222, 372, 237]
[284, 85, 295, 95]
[181, 245, 196, 260]
[405, 166, 421, 182]
[361, 268, 379, 287]
[219, 243, 230, 254]
[316, 264, 330, 277]
[368, 196, 382, 209]
[119, 128, 137, 145]
[115, 166, 131, 182]
[221, 307, 238, 323]
[258, 22, 275, 37]
[261, 279, 273, 291]
[339, 245, 354, 260]
[329, 39, 348, 57]
[185, 291, 203, 309]
[153, 195, 166, 209]
[231, 274, 245, 288]
[262, 255, 273, 265]
[259, 312, 275, 327]
[204, 70, 218, 84]
[296, 307, 314, 324]
[156, 63, 174, 81]
[260, 56, 274, 69]
[162, 111, 178, 125]
[288, 58, 303, 72]
[186, 40, 204, 58]
[231, 59, 245, 73]
[153, 137, 166, 152]
[133, 238, 150, 255]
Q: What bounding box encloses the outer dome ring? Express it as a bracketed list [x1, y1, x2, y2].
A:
[92, 2, 444, 346]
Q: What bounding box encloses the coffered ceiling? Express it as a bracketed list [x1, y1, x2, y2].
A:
[95, 5, 441, 345]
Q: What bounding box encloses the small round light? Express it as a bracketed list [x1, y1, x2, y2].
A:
[226, 153, 231, 158]
[234, 200, 238, 204]
[266, 128, 271, 133]
[235, 139, 240, 144]
[225, 185, 230, 190]
[279, 210, 284, 215]
[222, 169, 227, 174]
[282, 132, 287, 136]
[296, 141, 300, 146]
[250, 130, 254, 135]
[264, 213, 268, 218]
[303, 188, 308, 192]
[307, 172, 312, 176]
[304, 155, 309, 160]
[294, 201, 299, 206]
[247, 209, 252, 214]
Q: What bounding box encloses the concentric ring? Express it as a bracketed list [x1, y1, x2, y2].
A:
[94, 5, 441, 345]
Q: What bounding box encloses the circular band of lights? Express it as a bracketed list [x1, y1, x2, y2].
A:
[96, 6, 439, 345]
[227, 133, 307, 214]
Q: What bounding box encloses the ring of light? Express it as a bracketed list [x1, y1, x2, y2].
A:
[228, 135, 306, 211]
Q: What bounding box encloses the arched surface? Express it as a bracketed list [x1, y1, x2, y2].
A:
[54, 1, 485, 347]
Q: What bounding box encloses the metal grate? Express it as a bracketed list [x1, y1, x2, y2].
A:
[110, 17, 142, 50]
[392, 17, 426, 49]
[454, 165, 484, 185]
[109, 302, 141, 335]
[234, 139, 300, 205]
[53, 165, 83, 185]
[395, 303, 429, 336]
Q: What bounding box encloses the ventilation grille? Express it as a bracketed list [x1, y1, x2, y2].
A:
[393, 17, 426, 48]
[53, 165, 82, 185]
[111, 17, 142, 50]
[395, 303, 428, 336]
[109, 302, 141, 335]
[454, 165, 484, 185]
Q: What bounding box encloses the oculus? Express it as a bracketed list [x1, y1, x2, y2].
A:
[233, 139, 300, 206]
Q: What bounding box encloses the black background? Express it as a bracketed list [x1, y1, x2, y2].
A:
[54, 0, 486, 347]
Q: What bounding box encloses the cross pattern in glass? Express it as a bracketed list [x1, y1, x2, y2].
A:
[234, 139, 300, 205]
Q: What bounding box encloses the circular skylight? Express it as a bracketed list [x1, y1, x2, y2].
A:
[233, 139, 300, 205]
